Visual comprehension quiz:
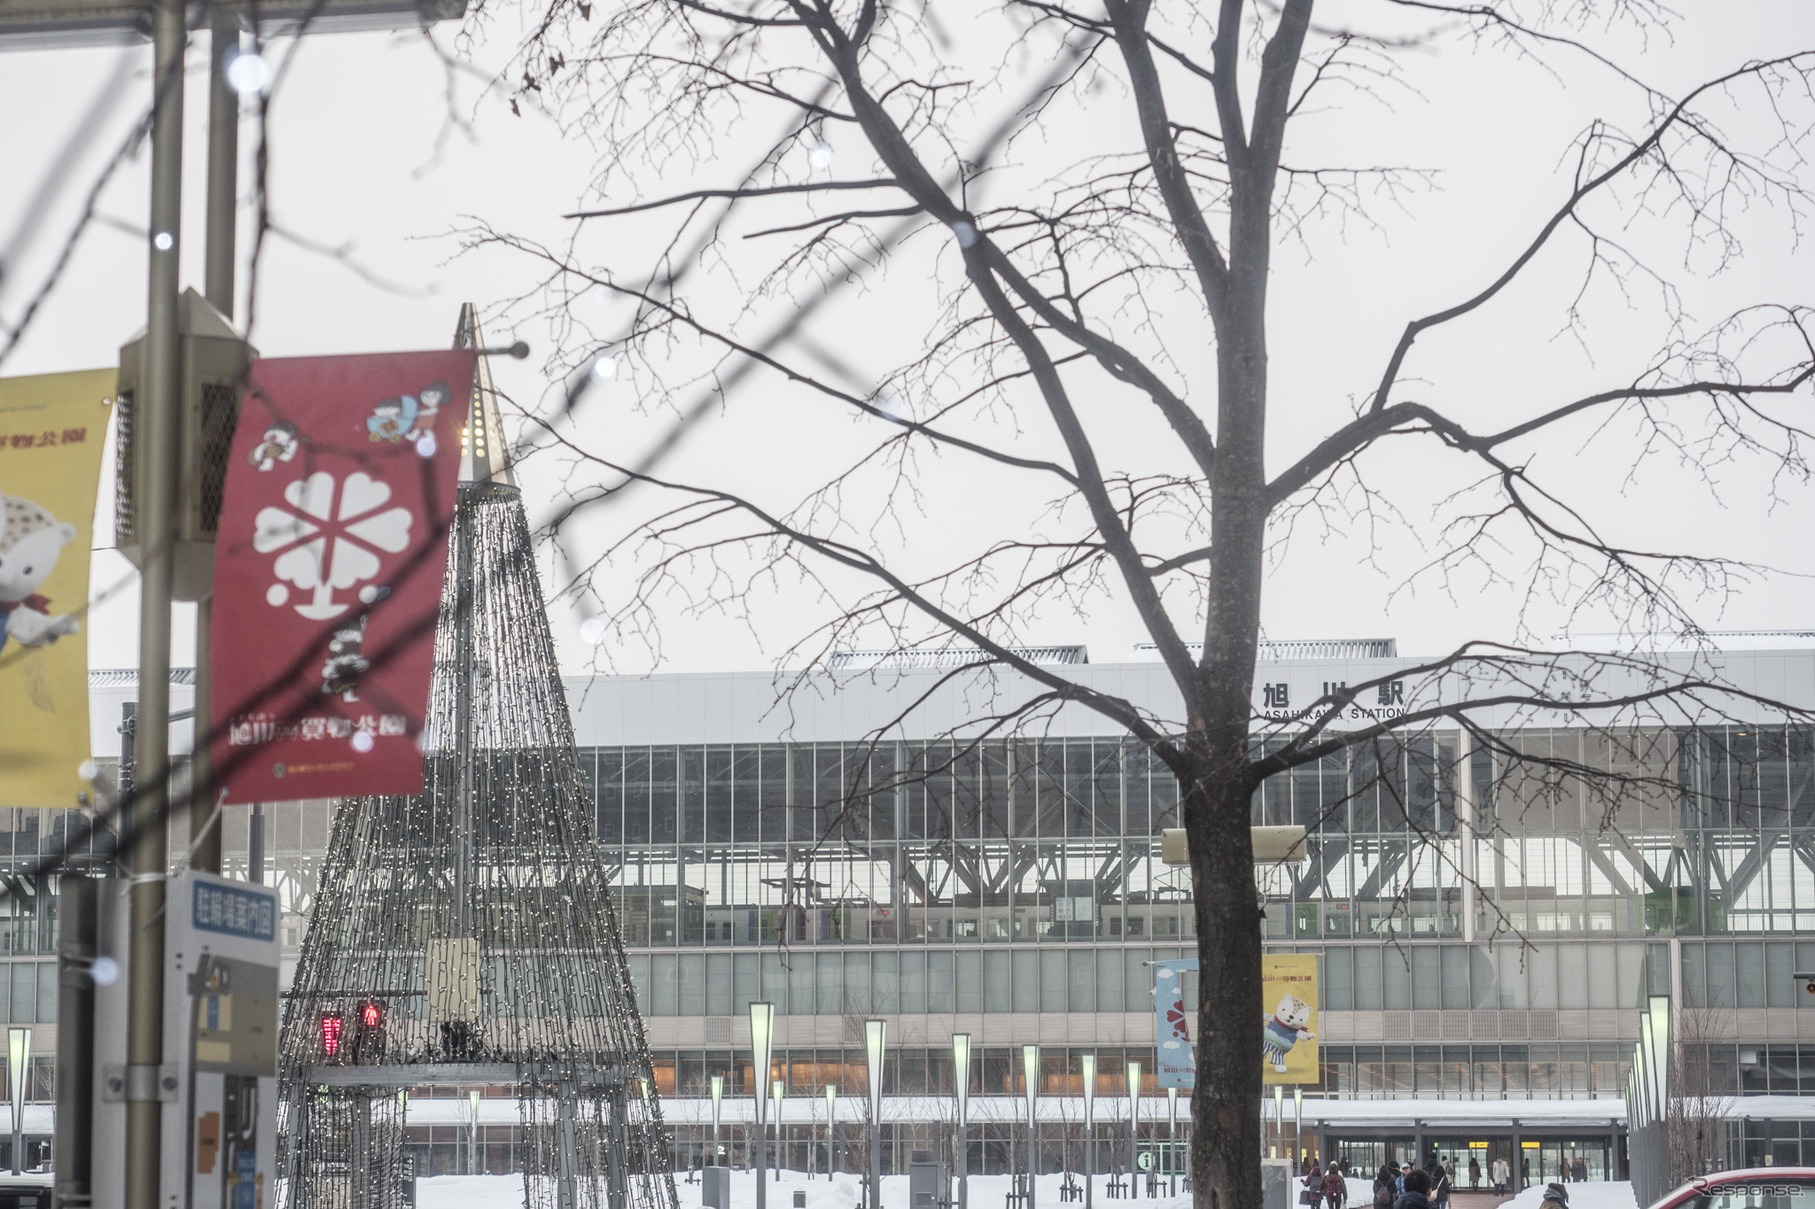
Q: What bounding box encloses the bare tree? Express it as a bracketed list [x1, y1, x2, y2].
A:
[468, 3, 1815, 1207]
[1670, 1005, 1738, 1184]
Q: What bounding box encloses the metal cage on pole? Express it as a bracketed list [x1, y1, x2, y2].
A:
[1022, 1046, 1039, 1208]
[1126, 1061, 1141, 1200]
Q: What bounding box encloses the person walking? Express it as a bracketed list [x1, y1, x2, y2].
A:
[1393, 1169, 1434, 1209]
[1467, 1155, 1480, 1191]
[1490, 1156, 1509, 1196]
[1375, 1163, 1401, 1209]
[1541, 1184, 1570, 1209]
[1305, 1162, 1325, 1209]
[1428, 1159, 1452, 1209]
[1324, 1166, 1347, 1209]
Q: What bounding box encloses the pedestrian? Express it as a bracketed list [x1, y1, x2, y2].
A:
[1305, 1162, 1325, 1209]
[1394, 1169, 1434, 1209]
[1428, 1159, 1452, 1209]
[1571, 1157, 1587, 1184]
[1541, 1183, 1570, 1209]
[1490, 1156, 1509, 1196]
[1325, 1166, 1347, 1209]
[1375, 1163, 1401, 1209]
[1467, 1155, 1480, 1191]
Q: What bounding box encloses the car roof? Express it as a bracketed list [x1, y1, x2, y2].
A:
[1650, 1169, 1815, 1209]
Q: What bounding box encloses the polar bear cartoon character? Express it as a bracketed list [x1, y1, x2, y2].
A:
[0, 492, 80, 654]
[1262, 993, 1316, 1073]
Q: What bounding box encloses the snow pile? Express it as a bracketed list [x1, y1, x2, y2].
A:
[1500, 1184, 1638, 1209]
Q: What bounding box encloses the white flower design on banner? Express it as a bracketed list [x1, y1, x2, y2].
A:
[254, 471, 413, 620]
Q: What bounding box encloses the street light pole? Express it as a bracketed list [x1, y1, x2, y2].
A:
[1081, 1054, 1096, 1209]
[751, 1003, 775, 1209]
[125, 2, 184, 1205]
[1272, 1087, 1284, 1162]
[1023, 1045, 1039, 1209]
[773, 1080, 786, 1177]
[710, 1074, 724, 1167]
[953, 1034, 971, 1209]
[865, 1020, 887, 1209]
[1294, 1088, 1303, 1169]
[1166, 1088, 1178, 1196]
[826, 1085, 838, 1179]
[8, 1028, 30, 1175]
[1125, 1061, 1140, 1200]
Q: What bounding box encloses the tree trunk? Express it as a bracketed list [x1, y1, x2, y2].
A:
[1184, 747, 1264, 1209]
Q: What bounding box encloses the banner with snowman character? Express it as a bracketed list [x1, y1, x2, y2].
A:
[1260, 953, 1320, 1084]
[210, 351, 475, 803]
[0, 369, 113, 807]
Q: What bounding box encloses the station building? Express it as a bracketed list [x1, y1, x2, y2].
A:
[5, 637, 1811, 1182]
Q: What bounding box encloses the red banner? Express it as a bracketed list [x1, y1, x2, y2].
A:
[210, 351, 475, 803]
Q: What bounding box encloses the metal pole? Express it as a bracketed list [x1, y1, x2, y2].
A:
[9, 1028, 31, 1174]
[1082, 1055, 1095, 1209]
[192, 4, 240, 876]
[954, 1036, 970, 1209]
[56, 876, 97, 1207]
[1126, 1062, 1140, 1201]
[248, 804, 265, 884]
[126, 0, 184, 1202]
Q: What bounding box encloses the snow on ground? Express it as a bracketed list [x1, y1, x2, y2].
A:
[1498, 1184, 1637, 1209]
[416, 1170, 1196, 1209]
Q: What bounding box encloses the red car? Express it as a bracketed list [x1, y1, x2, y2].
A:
[1647, 1169, 1815, 1209]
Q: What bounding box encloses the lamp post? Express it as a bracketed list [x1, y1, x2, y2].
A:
[1023, 1045, 1039, 1208]
[826, 1085, 838, 1179]
[468, 1089, 481, 1176]
[1272, 1086, 1284, 1161]
[751, 1003, 776, 1209]
[866, 1019, 887, 1209]
[1166, 1087, 1178, 1196]
[1126, 1061, 1140, 1200]
[1082, 1055, 1097, 1209]
[774, 1080, 787, 1176]
[711, 1075, 725, 1167]
[8, 1028, 29, 1175]
[953, 1034, 972, 1209]
[1294, 1087, 1303, 1169]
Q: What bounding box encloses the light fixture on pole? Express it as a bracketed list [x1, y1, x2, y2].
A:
[468, 1088, 482, 1176]
[751, 1002, 776, 1209]
[953, 1034, 972, 1209]
[826, 1085, 838, 1179]
[7, 1028, 29, 1176]
[1648, 994, 1671, 1121]
[774, 1080, 787, 1176]
[1023, 1045, 1040, 1207]
[1272, 1085, 1284, 1160]
[1166, 1086, 1178, 1196]
[1293, 1087, 1303, 1166]
[1082, 1055, 1097, 1209]
[866, 1019, 887, 1209]
[711, 1074, 725, 1167]
[1127, 1061, 1141, 1199]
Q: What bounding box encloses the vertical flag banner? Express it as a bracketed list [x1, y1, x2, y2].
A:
[210, 351, 475, 803]
[1261, 954, 1320, 1084]
[1153, 958, 1198, 1089]
[0, 370, 113, 808]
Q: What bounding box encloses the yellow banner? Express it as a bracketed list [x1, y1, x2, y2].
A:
[0, 369, 113, 808]
[1262, 953, 1320, 1084]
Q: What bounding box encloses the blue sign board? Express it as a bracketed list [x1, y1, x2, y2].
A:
[193, 881, 278, 942]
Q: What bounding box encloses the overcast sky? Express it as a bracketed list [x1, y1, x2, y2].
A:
[2, 2, 1811, 681]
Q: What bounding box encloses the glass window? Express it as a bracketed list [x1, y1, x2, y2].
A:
[1441, 947, 1469, 1010]
[1412, 946, 1439, 1010]
[1740, 942, 1768, 1009]
[7, 964, 32, 1024]
[1013, 950, 1038, 1013]
[815, 951, 841, 1014]
[707, 954, 733, 1016]
[649, 955, 676, 1016]
[985, 951, 1012, 1014]
[928, 952, 954, 1013]
[1354, 947, 1383, 1011]
[899, 952, 926, 1015]
[956, 951, 982, 1013]
[652, 747, 679, 844]
[1384, 949, 1410, 1010]
[1040, 950, 1067, 1012]
[678, 954, 705, 1015]
[1768, 942, 1797, 1008]
[1326, 948, 1354, 1011]
[1069, 949, 1095, 1013]
[1097, 949, 1124, 1013]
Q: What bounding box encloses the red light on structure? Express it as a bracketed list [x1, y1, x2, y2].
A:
[320, 1013, 344, 1056]
[360, 1001, 383, 1029]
